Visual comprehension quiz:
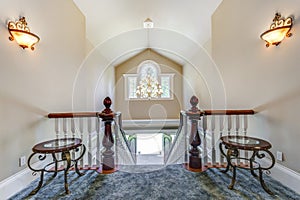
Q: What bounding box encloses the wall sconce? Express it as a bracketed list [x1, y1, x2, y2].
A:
[260, 13, 293, 47]
[8, 17, 40, 50]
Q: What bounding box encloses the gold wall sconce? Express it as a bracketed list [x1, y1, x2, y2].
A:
[260, 13, 293, 47]
[8, 17, 40, 50]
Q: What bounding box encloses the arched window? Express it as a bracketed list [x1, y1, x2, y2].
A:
[137, 60, 160, 80]
[123, 60, 174, 100]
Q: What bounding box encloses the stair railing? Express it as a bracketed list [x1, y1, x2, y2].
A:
[114, 112, 137, 165]
[162, 95, 255, 171]
[164, 111, 187, 165]
[48, 112, 102, 170]
[48, 95, 255, 172]
[201, 109, 255, 168]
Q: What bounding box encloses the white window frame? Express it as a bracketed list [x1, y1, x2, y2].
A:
[123, 74, 138, 100]
[159, 74, 174, 100]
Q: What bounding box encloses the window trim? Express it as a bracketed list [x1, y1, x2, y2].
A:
[123, 74, 138, 101]
[159, 73, 175, 100]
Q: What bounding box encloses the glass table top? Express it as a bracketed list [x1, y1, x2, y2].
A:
[228, 138, 260, 145]
[221, 136, 272, 150]
[32, 138, 82, 153]
[44, 140, 75, 148]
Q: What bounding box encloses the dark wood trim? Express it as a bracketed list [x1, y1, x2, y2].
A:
[48, 110, 255, 119]
[203, 110, 255, 115]
[48, 112, 98, 118]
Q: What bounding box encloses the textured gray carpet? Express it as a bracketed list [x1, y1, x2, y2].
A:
[9, 164, 300, 200]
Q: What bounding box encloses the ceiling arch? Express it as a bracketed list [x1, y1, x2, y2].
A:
[73, 0, 222, 47]
[72, 28, 227, 111]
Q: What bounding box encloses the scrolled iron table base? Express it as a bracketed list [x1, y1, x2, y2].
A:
[219, 136, 275, 195]
[27, 138, 86, 195]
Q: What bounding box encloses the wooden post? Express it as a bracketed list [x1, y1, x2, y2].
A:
[98, 97, 115, 171]
[186, 96, 204, 171]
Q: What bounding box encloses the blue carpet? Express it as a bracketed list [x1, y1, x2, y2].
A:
[9, 164, 300, 200]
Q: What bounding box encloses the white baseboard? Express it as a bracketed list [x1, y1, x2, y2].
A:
[262, 158, 300, 194]
[0, 162, 41, 200]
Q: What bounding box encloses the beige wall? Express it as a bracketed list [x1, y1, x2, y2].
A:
[182, 63, 212, 109]
[115, 49, 182, 119]
[212, 0, 300, 172]
[0, 0, 86, 181]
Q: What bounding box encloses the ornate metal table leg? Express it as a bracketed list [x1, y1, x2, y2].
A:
[27, 153, 46, 195]
[258, 167, 274, 195]
[74, 144, 86, 176]
[219, 143, 230, 173]
[249, 151, 258, 177]
[52, 153, 58, 178]
[29, 170, 44, 195]
[62, 151, 71, 194]
[256, 150, 276, 195]
[221, 146, 239, 190]
[228, 165, 236, 190]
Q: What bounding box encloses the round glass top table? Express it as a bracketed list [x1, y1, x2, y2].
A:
[32, 138, 82, 153]
[221, 135, 272, 150]
[28, 138, 86, 195]
[219, 135, 275, 195]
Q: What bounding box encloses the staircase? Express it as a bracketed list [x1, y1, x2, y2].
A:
[47, 96, 255, 173]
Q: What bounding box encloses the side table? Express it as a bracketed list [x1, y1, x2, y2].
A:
[219, 135, 275, 195]
[27, 138, 86, 194]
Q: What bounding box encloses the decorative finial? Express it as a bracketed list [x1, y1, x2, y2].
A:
[273, 13, 281, 22]
[190, 95, 199, 112]
[103, 97, 112, 109]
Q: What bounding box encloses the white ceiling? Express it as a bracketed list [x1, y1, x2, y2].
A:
[73, 0, 222, 65]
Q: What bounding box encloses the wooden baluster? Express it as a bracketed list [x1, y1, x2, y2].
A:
[114, 114, 119, 166]
[71, 118, 76, 160]
[54, 118, 61, 165]
[243, 115, 248, 164]
[186, 96, 204, 170]
[71, 118, 76, 138]
[227, 115, 232, 136]
[219, 115, 225, 166]
[79, 118, 84, 168]
[98, 97, 115, 171]
[96, 117, 101, 168]
[184, 112, 188, 164]
[63, 118, 68, 139]
[61, 118, 68, 169]
[202, 115, 208, 166]
[225, 115, 232, 167]
[87, 117, 93, 168]
[235, 115, 241, 165]
[235, 115, 240, 136]
[55, 118, 60, 139]
[211, 115, 216, 166]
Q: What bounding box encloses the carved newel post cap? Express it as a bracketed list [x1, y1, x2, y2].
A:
[187, 95, 203, 120]
[190, 95, 199, 111]
[103, 97, 112, 110]
[98, 97, 114, 120]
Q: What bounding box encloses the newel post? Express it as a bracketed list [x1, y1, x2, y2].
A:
[186, 96, 204, 170]
[98, 97, 115, 171]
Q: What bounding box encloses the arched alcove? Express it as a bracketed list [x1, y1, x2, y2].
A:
[115, 49, 182, 119]
[72, 28, 226, 116]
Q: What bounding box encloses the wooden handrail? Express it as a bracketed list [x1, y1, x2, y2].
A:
[203, 110, 255, 115]
[48, 110, 255, 119]
[48, 112, 98, 118]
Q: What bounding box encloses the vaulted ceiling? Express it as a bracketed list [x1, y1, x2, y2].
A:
[73, 0, 222, 65]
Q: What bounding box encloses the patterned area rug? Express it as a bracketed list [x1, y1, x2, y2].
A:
[9, 164, 300, 200]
